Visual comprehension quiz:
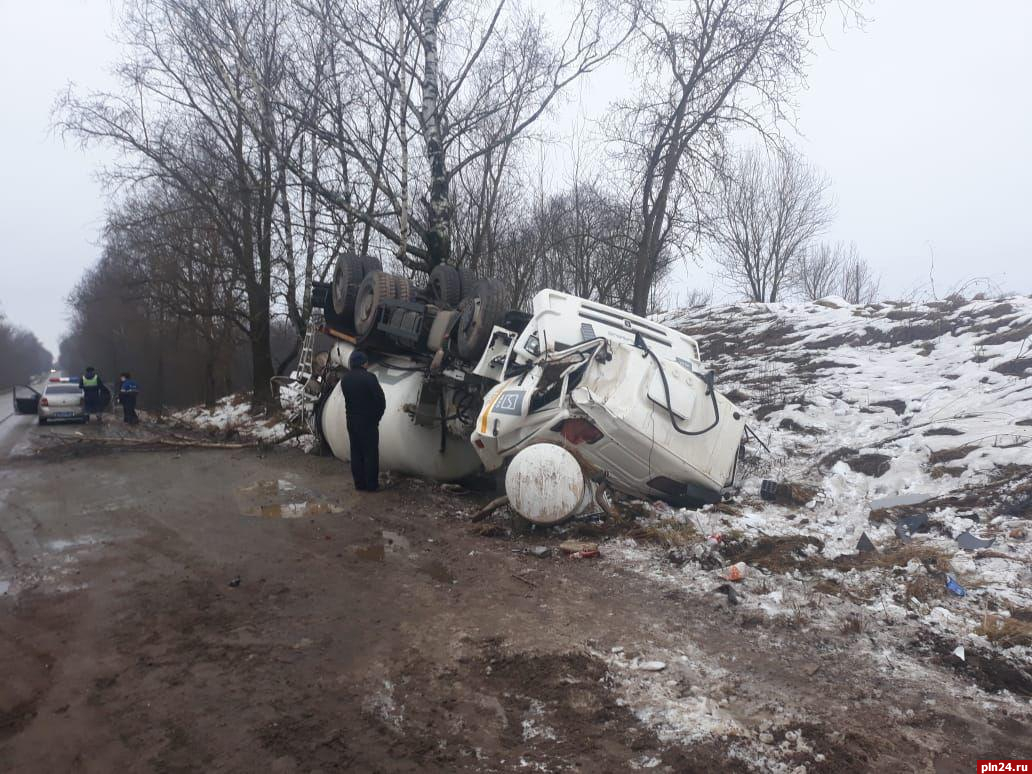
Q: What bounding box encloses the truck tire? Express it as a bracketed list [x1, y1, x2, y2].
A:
[391, 274, 415, 302]
[354, 271, 396, 339]
[332, 254, 382, 317]
[455, 278, 507, 361]
[457, 267, 477, 300]
[429, 264, 461, 308]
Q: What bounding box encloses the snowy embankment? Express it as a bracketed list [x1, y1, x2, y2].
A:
[597, 293, 1032, 762]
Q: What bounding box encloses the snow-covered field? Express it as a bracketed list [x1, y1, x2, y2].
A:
[587, 293, 1032, 758]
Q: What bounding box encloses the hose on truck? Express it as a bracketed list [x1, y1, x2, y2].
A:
[639, 339, 721, 437]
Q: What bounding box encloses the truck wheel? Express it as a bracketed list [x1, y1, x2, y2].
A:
[457, 267, 477, 300]
[391, 274, 415, 302]
[455, 278, 507, 361]
[429, 264, 461, 308]
[332, 254, 382, 317]
[354, 271, 396, 339]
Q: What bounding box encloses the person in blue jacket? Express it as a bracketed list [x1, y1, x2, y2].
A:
[118, 372, 140, 424]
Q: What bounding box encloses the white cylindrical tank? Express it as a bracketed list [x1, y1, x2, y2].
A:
[320, 343, 483, 482]
[504, 444, 595, 524]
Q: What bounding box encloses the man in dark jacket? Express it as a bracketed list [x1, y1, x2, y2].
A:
[338, 351, 386, 491]
[118, 372, 140, 424]
[79, 366, 107, 423]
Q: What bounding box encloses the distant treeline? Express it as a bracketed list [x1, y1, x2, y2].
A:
[0, 310, 52, 387]
[58, 248, 301, 410]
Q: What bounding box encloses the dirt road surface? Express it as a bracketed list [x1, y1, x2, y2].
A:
[1, 413, 1029, 772]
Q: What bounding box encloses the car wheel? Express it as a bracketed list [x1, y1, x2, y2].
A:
[353, 271, 397, 340]
[38, 417, 47, 425]
[455, 278, 508, 361]
[429, 264, 461, 308]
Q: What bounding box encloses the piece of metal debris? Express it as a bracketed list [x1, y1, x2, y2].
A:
[895, 514, 930, 543]
[856, 532, 877, 553]
[956, 531, 995, 551]
[529, 546, 551, 558]
[952, 646, 965, 661]
[228, 576, 241, 588]
[870, 492, 932, 510]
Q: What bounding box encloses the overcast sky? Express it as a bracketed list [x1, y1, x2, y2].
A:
[1, 0, 1030, 357]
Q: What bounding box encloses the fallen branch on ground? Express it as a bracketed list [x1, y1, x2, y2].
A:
[472, 496, 509, 523]
[41, 429, 307, 452]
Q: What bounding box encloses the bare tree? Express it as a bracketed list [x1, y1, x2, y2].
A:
[710, 149, 833, 303]
[617, 0, 859, 314]
[290, 0, 630, 273]
[839, 248, 880, 304]
[796, 241, 844, 300]
[57, 0, 306, 405]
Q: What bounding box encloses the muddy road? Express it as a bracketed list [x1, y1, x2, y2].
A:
[1, 417, 1029, 773]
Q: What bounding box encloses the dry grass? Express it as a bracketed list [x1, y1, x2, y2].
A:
[976, 614, 1032, 648]
[627, 520, 700, 548]
[829, 544, 953, 574]
[841, 612, 865, 636]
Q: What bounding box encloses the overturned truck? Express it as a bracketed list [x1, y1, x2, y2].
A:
[291, 254, 747, 524]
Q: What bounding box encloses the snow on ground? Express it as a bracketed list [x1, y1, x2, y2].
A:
[585, 293, 1032, 758]
[170, 395, 296, 443]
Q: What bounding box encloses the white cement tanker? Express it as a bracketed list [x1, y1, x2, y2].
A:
[317, 340, 483, 481]
[284, 253, 747, 522]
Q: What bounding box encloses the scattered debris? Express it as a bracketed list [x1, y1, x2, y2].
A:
[722, 562, 748, 582]
[955, 531, 995, 551]
[894, 514, 930, 543]
[952, 646, 965, 662]
[856, 532, 876, 553]
[559, 541, 599, 556]
[228, 576, 241, 588]
[529, 546, 551, 559]
[944, 575, 966, 597]
[570, 548, 600, 559]
[760, 479, 819, 506]
[714, 583, 739, 605]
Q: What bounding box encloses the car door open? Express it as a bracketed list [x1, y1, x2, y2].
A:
[13, 385, 41, 415]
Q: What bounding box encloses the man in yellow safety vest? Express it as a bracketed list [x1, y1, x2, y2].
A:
[79, 366, 108, 423]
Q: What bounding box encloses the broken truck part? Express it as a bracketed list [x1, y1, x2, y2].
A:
[288, 254, 747, 520]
